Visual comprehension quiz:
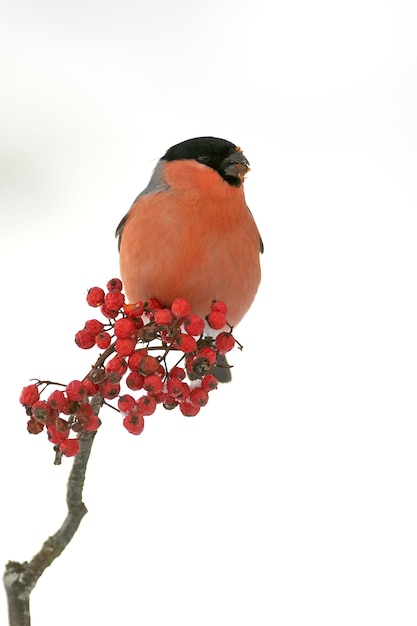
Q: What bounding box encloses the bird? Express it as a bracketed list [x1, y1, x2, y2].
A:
[116, 136, 263, 382]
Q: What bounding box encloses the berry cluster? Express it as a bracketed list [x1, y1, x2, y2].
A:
[20, 279, 240, 460]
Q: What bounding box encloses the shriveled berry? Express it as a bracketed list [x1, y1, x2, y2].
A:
[27, 417, 44, 434]
[86, 286, 105, 307]
[75, 329, 96, 349]
[20, 384, 40, 407]
[75, 402, 94, 426]
[123, 411, 145, 435]
[107, 278, 123, 291]
[60, 438, 80, 457]
[32, 400, 53, 423]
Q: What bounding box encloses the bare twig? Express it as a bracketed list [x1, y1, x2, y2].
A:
[3, 430, 96, 626]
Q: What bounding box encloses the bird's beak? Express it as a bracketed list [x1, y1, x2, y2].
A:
[221, 150, 250, 182]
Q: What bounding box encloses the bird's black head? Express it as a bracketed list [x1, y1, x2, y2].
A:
[162, 136, 250, 187]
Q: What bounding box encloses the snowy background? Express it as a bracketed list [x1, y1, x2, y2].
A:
[1, 1, 417, 624]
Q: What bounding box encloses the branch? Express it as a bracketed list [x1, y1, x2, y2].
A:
[3, 430, 96, 626]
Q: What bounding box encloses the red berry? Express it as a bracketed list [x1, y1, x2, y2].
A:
[115, 337, 136, 356]
[201, 374, 219, 391]
[101, 380, 120, 399]
[211, 300, 227, 315]
[127, 349, 148, 371]
[174, 333, 197, 353]
[83, 414, 101, 432]
[126, 371, 145, 391]
[207, 310, 227, 330]
[84, 319, 104, 335]
[27, 417, 44, 434]
[143, 374, 163, 394]
[66, 380, 88, 403]
[169, 366, 186, 380]
[86, 286, 105, 307]
[145, 298, 163, 312]
[118, 394, 137, 413]
[100, 304, 119, 319]
[155, 308, 174, 326]
[137, 394, 157, 416]
[20, 384, 40, 407]
[189, 387, 209, 407]
[167, 377, 184, 397]
[48, 389, 67, 411]
[198, 346, 217, 365]
[124, 301, 144, 318]
[75, 402, 94, 426]
[114, 317, 137, 339]
[47, 425, 69, 444]
[123, 411, 145, 435]
[60, 438, 80, 457]
[107, 278, 123, 291]
[139, 355, 159, 375]
[105, 290, 125, 311]
[177, 382, 191, 401]
[31, 400, 53, 423]
[171, 297, 191, 318]
[75, 329, 96, 349]
[95, 331, 112, 349]
[83, 378, 100, 397]
[179, 401, 200, 417]
[183, 314, 205, 336]
[215, 332, 235, 354]
[186, 355, 210, 378]
[105, 356, 128, 377]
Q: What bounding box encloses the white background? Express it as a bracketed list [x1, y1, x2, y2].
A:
[1, 1, 417, 624]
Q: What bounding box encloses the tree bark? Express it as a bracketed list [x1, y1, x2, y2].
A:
[3, 430, 96, 626]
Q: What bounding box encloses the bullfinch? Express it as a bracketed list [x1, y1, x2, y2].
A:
[116, 136, 263, 382]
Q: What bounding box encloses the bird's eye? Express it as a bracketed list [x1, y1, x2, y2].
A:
[197, 154, 210, 164]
